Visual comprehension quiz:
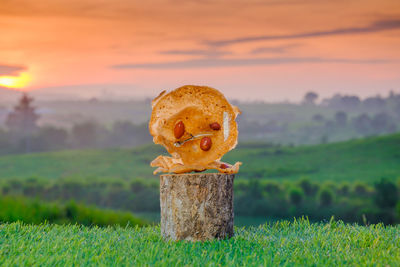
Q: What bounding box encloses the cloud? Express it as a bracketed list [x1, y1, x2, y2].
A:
[160, 45, 297, 57]
[159, 49, 230, 57]
[251, 43, 301, 54]
[111, 57, 393, 69]
[0, 64, 26, 75]
[206, 19, 400, 47]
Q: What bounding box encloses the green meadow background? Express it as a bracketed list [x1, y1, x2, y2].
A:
[1, 133, 400, 226]
[1, 93, 400, 265]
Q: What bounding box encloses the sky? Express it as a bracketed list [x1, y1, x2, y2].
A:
[1, 0, 400, 102]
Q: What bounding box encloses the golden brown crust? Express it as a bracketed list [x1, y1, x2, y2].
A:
[149, 85, 240, 174]
[151, 155, 241, 174]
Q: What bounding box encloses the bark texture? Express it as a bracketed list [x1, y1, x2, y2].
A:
[160, 173, 234, 241]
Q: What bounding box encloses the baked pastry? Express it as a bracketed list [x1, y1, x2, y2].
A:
[149, 85, 241, 174]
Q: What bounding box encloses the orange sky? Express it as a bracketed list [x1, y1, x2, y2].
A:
[1, 0, 400, 101]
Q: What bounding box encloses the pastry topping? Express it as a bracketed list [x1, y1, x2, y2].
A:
[200, 137, 212, 151]
[209, 122, 221, 130]
[174, 121, 185, 139]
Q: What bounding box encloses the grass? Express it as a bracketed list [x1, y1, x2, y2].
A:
[0, 133, 399, 183]
[0, 219, 399, 266]
[0, 195, 146, 227]
[135, 212, 274, 227]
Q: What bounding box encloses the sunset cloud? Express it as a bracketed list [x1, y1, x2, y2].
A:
[0, 64, 26, 76]
[251, 44, 302, 54]
[1, 0, 400, 101]
[206, 19, 400, 47]
[112, 57, 393, 69]
[159, 49, 230, 58]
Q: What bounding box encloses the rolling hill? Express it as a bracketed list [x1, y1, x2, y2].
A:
[0, 133, 399, 183]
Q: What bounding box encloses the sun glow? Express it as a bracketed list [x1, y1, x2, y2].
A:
[0, 72, 32, 89]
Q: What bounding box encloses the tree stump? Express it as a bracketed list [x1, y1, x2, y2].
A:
[160, 173, 234, 241]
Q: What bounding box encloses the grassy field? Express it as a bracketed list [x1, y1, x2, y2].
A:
[135, 212, 273, 227]
[0, 195, 146, 227]
[1, 133, 399, 183]
[1, 219, 399, 266]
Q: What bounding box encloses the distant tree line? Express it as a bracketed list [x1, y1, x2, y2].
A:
[303, 90, 400, 111]
[2, 91, 400, 154]
[240, 91, 400, 145]
[0, 94, 151, 155]
[2, 177, 399, 225]
[310, 110, 398, 140]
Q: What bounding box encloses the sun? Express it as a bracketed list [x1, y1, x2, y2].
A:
[0, 72, 32, 89]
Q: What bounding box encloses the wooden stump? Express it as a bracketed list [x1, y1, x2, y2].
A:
[160, 173, 234, 241]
